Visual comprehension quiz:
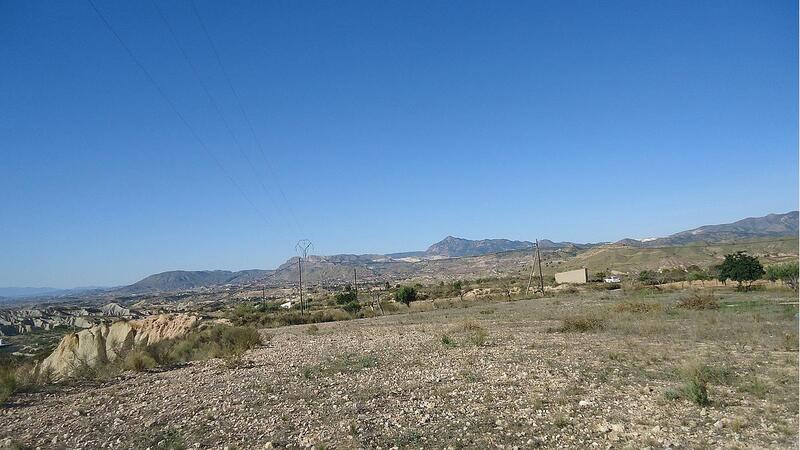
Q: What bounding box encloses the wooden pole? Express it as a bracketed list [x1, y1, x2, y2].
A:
[525, 247, 536, 296]
[536, 240, 545, 294]
[353, 268, 358, 300]
[298, 257, 304, 314]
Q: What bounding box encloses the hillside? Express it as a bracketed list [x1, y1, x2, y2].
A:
[619, 211, 798, 247]
[113, 211, 798, 294]
[116, 270, 273, 294]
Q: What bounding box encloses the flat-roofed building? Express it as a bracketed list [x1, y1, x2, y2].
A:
[555, 268, 589, 284]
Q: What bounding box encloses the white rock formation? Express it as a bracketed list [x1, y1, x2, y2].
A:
[38, 314, 198, 379]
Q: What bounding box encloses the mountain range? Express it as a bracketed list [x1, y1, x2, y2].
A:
[4, 211, 797, 297]
[618, 212, 799, 247]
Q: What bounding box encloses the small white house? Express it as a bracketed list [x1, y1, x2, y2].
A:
[604, 275, 621, 283]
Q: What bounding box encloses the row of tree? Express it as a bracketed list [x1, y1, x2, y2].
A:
[637, 252, 798, 292]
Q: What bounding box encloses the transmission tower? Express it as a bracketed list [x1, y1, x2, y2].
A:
[295, 239, 313, 314]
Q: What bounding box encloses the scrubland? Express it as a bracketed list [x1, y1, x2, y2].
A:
[0, 285, 797, 449]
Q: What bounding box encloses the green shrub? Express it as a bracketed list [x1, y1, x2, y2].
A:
[684, 379, 710, 406]
[441, 334, 456, 348]
[0, 369, 16, 404]
[395, 286, 417, 305]
[668, 360, 732, 406]
[342, 301, 361, 314]
[150, 325, 262, 365]
[121, 349, 157, 372]
[663, 388, 681, 401]
[335, 291, 358, 305]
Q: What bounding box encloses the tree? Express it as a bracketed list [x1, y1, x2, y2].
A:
[638, 270, 658, 285]
[716, 251, 764, 291]
[335, 291, 357, 305]
[593, 271, 607, 283]
[451, 280, 466, 301]
[394, 286, 417, 305]
[765, 262, 799, 292]
[687, 269, 711, 286]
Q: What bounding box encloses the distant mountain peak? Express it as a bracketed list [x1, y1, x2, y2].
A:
[425, 236, 534, 257]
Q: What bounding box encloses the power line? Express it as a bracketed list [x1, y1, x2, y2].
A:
[86, 0, 275, 229]
[189, 0, 304, 234]
[150, 0, 297, 236]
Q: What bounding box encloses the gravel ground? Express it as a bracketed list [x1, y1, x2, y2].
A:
[1, 292, 797, 449]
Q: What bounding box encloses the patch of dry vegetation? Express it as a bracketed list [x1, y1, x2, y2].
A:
[554, 315, 607, 332]
[612, 300, 661, 314]
[676, 292, 720, 310]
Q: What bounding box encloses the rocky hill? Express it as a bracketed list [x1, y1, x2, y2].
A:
[115, 270, 273, 294]
[423, 236, 534, 257]
[616, 211, 798, 247]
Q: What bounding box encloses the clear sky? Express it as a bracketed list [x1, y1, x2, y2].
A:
[1, 0, 797, 288]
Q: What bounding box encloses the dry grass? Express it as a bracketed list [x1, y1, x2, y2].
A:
[676, 292, 720, 310]
[555, 316, 606, 333]
[612, 300, 661, 314]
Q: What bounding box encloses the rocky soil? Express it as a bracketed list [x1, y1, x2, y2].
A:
[1, 291, 797, 449]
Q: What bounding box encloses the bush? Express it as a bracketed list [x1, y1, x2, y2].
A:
[150, 325, 263, 365]
[555, 316, 606, 333]
[684, 379, 710, 406]
[335, 291, 358, 305]
[0, 369, 16, 404]
[638, 270, 660, 285]
[676, 293, 719, 310]
[441, 334, 456, 348]
[395, 286, 417, 305]
[667, 361, 733, 406]
[342, 301, 361, 314]
[121, 349, 157, 372]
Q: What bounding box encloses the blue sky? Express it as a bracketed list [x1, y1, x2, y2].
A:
[1, 0, 797, 287]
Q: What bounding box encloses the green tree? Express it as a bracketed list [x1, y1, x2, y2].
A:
[335, 291, 357, 305]
[394, 286, 417, 305]
[716, 251, 764, 291]
[765, 262, 799, 292]
[342, 301, 361, 314]
[687, 269, 711, 286]
[638, 270, 658, 285]
[451, 280, 465, 301]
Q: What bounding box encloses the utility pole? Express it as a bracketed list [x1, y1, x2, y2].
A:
[297, 257, 303, 314]
[525, 240, 546, 296]
[353, 268, 358, 300]
[536, 239, 545, 294]
[295, 239, 313, 314]
[525, 248, 536, 296]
